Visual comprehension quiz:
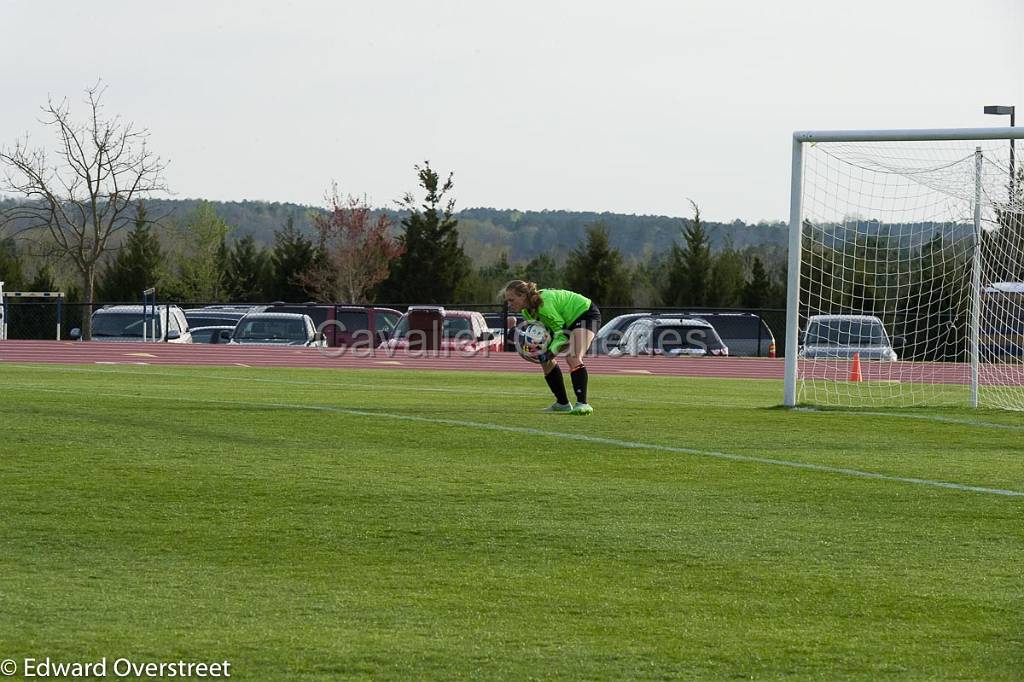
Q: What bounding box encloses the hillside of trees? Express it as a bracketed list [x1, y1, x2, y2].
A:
[0, 197, 788, 264]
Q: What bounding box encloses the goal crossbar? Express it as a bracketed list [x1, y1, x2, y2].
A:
[794, 127, 1024, 143]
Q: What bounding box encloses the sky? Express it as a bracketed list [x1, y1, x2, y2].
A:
[2, 0, 1022, 224]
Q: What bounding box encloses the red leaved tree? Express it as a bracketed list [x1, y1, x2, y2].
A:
[304, 185, 404, 303]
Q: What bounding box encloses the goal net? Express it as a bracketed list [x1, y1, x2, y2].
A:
[784, 128, 1024, 409]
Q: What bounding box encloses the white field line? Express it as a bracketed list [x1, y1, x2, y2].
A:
[7, 382, 1024, 499]
[793, 407, 1024, 432]
[8, 363, 1024, 430]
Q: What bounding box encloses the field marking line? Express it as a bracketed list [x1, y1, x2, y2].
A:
[6, 382, 1024, 498]
[794, 407, 1024, 432]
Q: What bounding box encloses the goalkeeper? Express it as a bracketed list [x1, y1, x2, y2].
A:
[504, 280, 601, 415]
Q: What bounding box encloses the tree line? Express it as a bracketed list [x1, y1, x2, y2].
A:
[0, 169, 788, 311]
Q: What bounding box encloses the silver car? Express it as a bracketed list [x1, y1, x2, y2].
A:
[229, 312, 324, 347]
[799, 314, 899, 361]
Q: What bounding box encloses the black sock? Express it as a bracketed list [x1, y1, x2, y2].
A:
[544, 365, 570, 405]
[570, 365, 589, 404]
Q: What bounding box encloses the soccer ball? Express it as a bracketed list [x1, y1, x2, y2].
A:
[515, 321, 552, 363]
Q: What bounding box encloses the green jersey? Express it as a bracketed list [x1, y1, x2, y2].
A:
[522, 289, 592, 353]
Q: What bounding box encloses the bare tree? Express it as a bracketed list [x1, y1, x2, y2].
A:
[0, 82, 168, 338]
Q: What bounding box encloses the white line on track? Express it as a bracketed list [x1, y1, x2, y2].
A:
[7, 382, 1024, 498]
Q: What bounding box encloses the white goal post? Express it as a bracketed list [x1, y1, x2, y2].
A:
[784, 127, 1024, 409]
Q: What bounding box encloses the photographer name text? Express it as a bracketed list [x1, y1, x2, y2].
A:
[1, 657, 231, 678]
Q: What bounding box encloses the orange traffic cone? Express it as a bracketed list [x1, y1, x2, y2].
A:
[849, 352, 863, 382]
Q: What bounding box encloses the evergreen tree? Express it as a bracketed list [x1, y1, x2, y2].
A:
[97, 202, 164, 302]
[631, 253, 668, 307]
[663, 201, 712, 307]
[846, 235, 883, 315]
[166, 201, 231, 302]
[456, 252, 517, 303]
[563, 223, 633, 305]
[709, 247, 745, 307]
[800, 222, 841, 314]
[0, 238, 26, 290]
[521, 253, 564, 288]
[26, 265, 57, 292]
[377, 162, 470, 303]
[742, 256, 773, 308]
[905, 234, 969, 361]
[269, 215, 318, 302]
[224, 234, 271, 302]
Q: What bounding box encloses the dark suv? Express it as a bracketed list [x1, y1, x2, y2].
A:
[681, 312, 776, 357]
[610, 317, 729, 357]
[263, 304, 402, 348]
[596, 311, 775, 357]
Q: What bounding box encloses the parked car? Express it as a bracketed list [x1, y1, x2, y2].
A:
[608, 317, 729, 357]
[596, 311, 775, 357]
[229, 312, 324, 347]
[682, 312, 776, 357]
[263, 304, 402, 348]
[594, 313, 660, 354]
[71, 304, 192, 343]
[379, 306, 502, 353]
[798, 314, 900, 361]
[184, 305, 266, 329]
[189, 325, 235, 344]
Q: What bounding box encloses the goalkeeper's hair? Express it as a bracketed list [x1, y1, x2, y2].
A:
[505, 280, 543, 314]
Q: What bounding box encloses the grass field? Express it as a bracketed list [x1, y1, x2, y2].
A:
[1, 363, 1022, 680]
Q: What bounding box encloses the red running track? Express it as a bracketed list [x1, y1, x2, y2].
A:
[0, 340, 786, 380]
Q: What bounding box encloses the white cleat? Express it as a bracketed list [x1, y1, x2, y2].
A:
[570, 402, 594, 416]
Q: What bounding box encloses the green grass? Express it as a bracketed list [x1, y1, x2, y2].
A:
[1, 363, 1022, 680]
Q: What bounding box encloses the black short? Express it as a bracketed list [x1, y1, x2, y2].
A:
[567, 303, 602, 334]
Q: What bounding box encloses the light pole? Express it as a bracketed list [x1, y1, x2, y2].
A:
[984, 105, 1016, 201]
